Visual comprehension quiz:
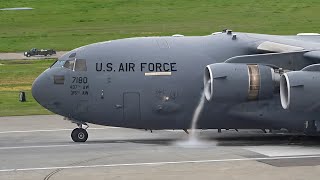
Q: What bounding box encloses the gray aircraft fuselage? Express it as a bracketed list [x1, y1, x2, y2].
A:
[32, 32, 320, 133]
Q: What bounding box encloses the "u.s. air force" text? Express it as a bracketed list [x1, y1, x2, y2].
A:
[96, 62, 177, 72]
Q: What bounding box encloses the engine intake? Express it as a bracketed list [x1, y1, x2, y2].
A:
[204, 63, 278, 102]
[280, 71, 320, 111]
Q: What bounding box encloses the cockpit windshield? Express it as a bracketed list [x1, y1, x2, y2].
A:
[50, 59, 87, 72]
[50, 60, 66, 68]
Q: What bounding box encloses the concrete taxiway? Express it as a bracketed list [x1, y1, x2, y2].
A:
[0, 115, 319, 180]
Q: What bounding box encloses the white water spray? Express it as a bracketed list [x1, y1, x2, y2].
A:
[175, 91, 208, 148]
[189, 92, 206, 141]
[174, 80, 214, 148]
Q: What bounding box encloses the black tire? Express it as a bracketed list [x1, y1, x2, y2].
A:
[26, 54, 31, 57]
[71, 128, 88, 142]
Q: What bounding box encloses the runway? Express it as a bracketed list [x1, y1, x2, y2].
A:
[0, 115, 319, 180]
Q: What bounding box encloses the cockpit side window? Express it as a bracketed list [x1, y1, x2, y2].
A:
[74, 59, 87, 71]
[63, 60, 76, 70]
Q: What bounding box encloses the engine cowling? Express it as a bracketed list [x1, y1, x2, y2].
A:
[280, 71, 320, 111]
[204, 63, 278, 102]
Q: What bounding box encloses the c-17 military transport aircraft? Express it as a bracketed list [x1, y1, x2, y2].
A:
[32, 29, 320, 142]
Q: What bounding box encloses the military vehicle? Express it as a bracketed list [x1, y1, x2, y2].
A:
[24, 48, 56, 57]
[32, 30, 320, 142]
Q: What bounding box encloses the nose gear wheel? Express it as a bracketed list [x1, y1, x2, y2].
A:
[71, 128, 88, 142]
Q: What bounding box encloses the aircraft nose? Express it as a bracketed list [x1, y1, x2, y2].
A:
[32, 72, 51, 104]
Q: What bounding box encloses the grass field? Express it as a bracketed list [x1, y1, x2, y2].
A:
[1, 0, 320, 52]
[0, 60, 54, 116]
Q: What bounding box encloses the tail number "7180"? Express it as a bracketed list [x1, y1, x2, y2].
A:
[72, 77, 88, 84]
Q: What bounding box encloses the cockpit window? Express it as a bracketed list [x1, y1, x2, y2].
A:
[51, 60, 66, 68]
[74, 59, 87, 71]
[69, 53, 76, 58]
[50, 57, 87, 72]
[63, 60, 75, 70]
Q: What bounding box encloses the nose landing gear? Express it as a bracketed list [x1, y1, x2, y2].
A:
[71, 128, 88, 142]
[70, 122, 89, 142]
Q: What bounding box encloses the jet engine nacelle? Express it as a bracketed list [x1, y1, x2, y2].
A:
[280, 71, 320, 111]
[204, 63, 278, 102]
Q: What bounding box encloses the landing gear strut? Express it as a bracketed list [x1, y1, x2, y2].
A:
[304, 120, 318, 136]
[71, 128, 88, 142]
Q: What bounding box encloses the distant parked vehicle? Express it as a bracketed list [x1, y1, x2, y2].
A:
[24, 48, 56, 57]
